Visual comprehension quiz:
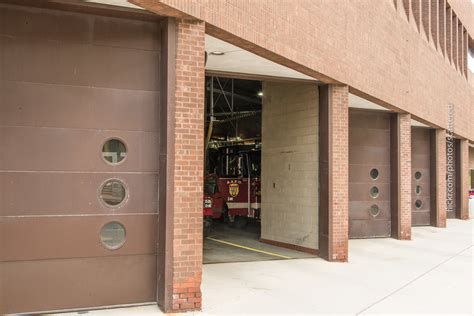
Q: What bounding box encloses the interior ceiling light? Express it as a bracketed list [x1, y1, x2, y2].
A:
[210, 51, 225, 56]
[257, 91, 263, 97]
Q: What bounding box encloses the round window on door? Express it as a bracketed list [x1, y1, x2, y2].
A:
[370, 186, 379, 198]
[415, 185, 422, 195]
[415, 199, 423, 209]
[369, 204, 381, 217]
[100, 179, 127, 207]
[414, 171, 422, 180]
[100, 221, 126, 250]
[102, 138, 127, 165]
[370, 168, 379, 180]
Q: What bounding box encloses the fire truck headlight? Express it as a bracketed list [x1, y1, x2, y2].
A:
[204, 199, 212, 208]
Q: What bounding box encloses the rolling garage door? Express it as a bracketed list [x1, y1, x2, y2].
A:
[349, 110, 391, 238]
[411, 128, 431, 226]
[0, 4, 160, 314]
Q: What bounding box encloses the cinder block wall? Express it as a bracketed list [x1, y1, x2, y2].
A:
[261, 82, 319, 250]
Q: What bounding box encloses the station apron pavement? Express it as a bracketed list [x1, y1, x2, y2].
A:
[50, 219, 472, 315]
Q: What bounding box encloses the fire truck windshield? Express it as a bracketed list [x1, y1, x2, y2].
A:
[218, 150, 260, 178]
[225, 154, 244, 177]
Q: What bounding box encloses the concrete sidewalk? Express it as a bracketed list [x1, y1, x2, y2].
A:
[56, 219, 473, 315]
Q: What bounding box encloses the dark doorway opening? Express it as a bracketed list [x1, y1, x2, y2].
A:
[202, 76, 315, 263]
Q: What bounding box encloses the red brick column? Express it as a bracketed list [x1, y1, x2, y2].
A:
[319, 85, 349, 262]
[430, 129, 447, 227]
[458, 138, 469, 219]
[391, 113, 411, 240]
[171, 18, 205, 312]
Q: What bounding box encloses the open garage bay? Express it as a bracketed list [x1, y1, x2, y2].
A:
[203, 222, 316, 264]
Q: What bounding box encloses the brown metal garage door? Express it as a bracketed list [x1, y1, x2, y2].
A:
[349, 110, 391, 238]
[411, 128, 431, 226]
[0, 4, 160, 314]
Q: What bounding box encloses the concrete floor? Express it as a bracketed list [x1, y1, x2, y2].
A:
[52, 219, 473, 315]
[204, 221, 315, 264]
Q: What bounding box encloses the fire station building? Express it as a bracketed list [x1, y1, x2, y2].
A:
[1, 0, 473, 314]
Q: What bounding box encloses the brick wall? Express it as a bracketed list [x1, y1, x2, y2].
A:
[448, 0, 474, 37]
[171, 18, 205, 312]
[331, 86, 349, 260]
[131, 0, 474, 142]
[390, 113, 412, 239]
[261, 82, 319, 251]
[398, 113, 412, 239]
[319, 85, 349, 262]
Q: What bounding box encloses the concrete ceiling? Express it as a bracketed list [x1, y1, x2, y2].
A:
[410, 119, 430, 128]
[82, 0, 142, 8]
[348, 93, 389, 111]
[349, 94, 430, 127]
[205, 35, 315, 80]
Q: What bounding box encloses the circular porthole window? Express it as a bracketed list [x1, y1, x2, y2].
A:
[370, 186, 379, 198]
[369, 204, 380, 217]
[102, 138, 127, 164]
[415, 199, 423, 209]
[414, 171, 422, 180]
[415, 185, 422, 195]
[100, 221, 126, 249]
[100, 179, 127, 207]
[370, 168, 379, 180]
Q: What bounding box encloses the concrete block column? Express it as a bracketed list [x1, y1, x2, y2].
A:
[457, 139, 469, 219]
[158, 18, 205, 313]
[390, 113, 412, 240]
[319, 85, 349, 262]
[430, 129, 447, 227]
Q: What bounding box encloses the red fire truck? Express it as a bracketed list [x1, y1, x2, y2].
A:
[203, 146, 261, 236]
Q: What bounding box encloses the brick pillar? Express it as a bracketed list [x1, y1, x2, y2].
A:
[430, 129, 447, 227]
[171, 18, 205, 311]
[457, 139, 469, 219]
[319, 85, 349, 262]
[159, 18, 205, 313]
[390, 113, 412, 240]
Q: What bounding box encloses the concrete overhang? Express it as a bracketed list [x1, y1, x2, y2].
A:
[410, 119, 430, 128]
[348, 93, 389, 111]
[82, 0, 142, 9]
[349, 94, 432, 129]
[205, 35, 316, 81]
